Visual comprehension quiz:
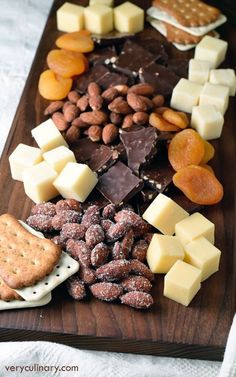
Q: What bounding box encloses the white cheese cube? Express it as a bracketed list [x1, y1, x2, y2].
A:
[164, 260, 201, 306]
[22, 162, 58, 204]
[9, 143, 42, 182]
[199, 82, 229, 115]
[56, 2, 84, 32]
[188, 59, 211, 85]
[142, 193, 189, 236]
[53, 162, 98, 202]
[43, 146, 76, 173]
[209, 69, 236, 96]
[194, 36, 228, 69]
[147, 234, 184, 273]
[31, 119, 68, 152]
[84, 4, 113, 34]
[114, 1, 144, 33]
[175, 212, 215, 246]
[191, 105, 224, 140]
[184, 236, 221, 281]
[89, 0, 114, 7]
[170, 79, 203, 113]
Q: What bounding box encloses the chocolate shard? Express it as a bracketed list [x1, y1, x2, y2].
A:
[87, 145, 118, 174]
[139, 62, 179, 96]
[120, 127, 158, 175]
[92, 31, 135, 46]
[140, 156, 175, 192]
[111, 143, 127, 162]
[140, 188, 158, 203]
[97, 161, 144, 205]
[72, 138, 100, 163]
[134, 28, 168, 63]
[83, 189, 110, 210]
[97, 71, 130, 90]
[76, 65, 110, 93]
[113, 40, 156, 78]
[88, 45, 118, 66]
[167, 59, 189, 79]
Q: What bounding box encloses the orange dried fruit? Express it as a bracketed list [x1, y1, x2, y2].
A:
[56, 31, 94, 53]
[173, 165, 223, 205]
[201, 140, 215, 164]
[47, 49, 87, 78]
[168, 129, 205, 171]
[162, 109, 189, 129]
[149, 113, 181, 132]
[200, 164, 215, 175]
[38, 70, 72, 100]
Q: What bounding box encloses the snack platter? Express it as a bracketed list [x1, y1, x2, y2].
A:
[0, 0, 235, 361]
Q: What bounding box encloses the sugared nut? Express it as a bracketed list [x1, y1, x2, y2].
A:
[31, 202, 56, 217]
[120, 291, 153, 309]
[90, 282, 123, 302]
[85, 224, 105, 248]
[91, 242, 110, 267]
[26, 214, 54, 232]
[81, 205, 101, 228]
[102, 124, 119, 144]
[67, 276, 86, 300]
[96, 259, 130, 281]
[66, 239, 91, 267]
[52, 210, 80, 230]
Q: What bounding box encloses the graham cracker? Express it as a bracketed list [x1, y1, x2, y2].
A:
[0, 214, 62, 289]
[152, 0, 220, 27]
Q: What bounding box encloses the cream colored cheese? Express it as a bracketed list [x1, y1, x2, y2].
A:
[114, 1, 144, 33]
[43, 145, 76, 173]
[84, 4, 113, 34]
[170, 78, 203, 113]
[56, 2, 84, 32]
[9, 143, 42, 182]
[31, 119, 68, 152]
[194, 36, 228, 69]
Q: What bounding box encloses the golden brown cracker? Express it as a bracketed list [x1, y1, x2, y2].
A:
[0, 214, 62, 289]
[164, 22, 215, 44]
[152, 0, 220, 27]
[0, 277, 22, 301]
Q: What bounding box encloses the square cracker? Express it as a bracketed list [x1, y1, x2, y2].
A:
[0, 214, 62, 289]
[164, 22, 214, 45]
[152, 0, 220, 27]
[0, 277, 22, 301]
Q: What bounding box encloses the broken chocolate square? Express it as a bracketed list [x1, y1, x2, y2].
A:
[140, 188, 158, 203]
[134, 28, 168, 63]
[140, 156, 174, 192]
[111, 143, 127, 162]
[88, 46, 118, 66]
[97, 71, 130, 89]
[167, 59, 189, 79]
[139, 62, 179, 96]
[87, 145, 118, 174]
[92, 31, 135, 46]
[120, 127, 158, 175]
[72, 138, 100, 163]
[113, 40, 156, 78]
[97, 161, 144, 205]
[76, 65, 110, 93]
[83, 189, 110, 210]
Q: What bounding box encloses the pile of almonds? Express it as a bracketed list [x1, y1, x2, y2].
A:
[26, 199, 155, 310]
[44, 82, 167, 146]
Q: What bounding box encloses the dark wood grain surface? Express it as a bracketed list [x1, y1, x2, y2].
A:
[0, 0, 235, 360]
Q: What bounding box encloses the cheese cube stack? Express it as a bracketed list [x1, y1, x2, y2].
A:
[84, 4, 113, 34]
[209, 69, 236, 96]
[31, 119, 68, 152]
[57, 2, 84, 32]
[164, 260, 201, 306]
[191, 105, 224, 140]
[9, 144, 42, 181]
[170, 79, 203, 113]
[43, 146, 76, 173]
[194, 36, 228, 69]
[188, 59, 211, 85]
[114, 2, 144, 33]
[199, 82, 229, 115]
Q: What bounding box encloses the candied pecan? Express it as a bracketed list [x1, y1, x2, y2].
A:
[67, 276, 86, 300]
[52, 210, 80, 231]
[143, 233, 154, 244]
[61, 223, 87, 241]
[26, 215, 53, 233]
[102, 204, 116, 220]
[121, 229, 134, 258]
[132, 221, 152, 238]
[130, 260, 154, 282]
[51, 235, 66, 248]
[96, 259, 130, 281]
[131, 240, 148, 262]
[85, 224, 105, 249]
[56, 199, 83, 214]
[121, 276, 152, 293]
[106, 222, 127, 242]
[101, 219, 114, 232]
[111, 241, 126, 260]
[66, 239, 91, 267]
[120, 291, 154, 309]
[81, 205, 100, 228]
[90, 282, 123, 302]
[91, 242, 110, 267]
[79, 266, 96, 285]
[114, 209, 142, 227]
[30, 202, 56, 217]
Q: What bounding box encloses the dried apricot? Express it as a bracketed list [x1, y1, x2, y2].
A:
[173, 165, 223, 205]
[56, 31, 94, 53]
[38, 70, 72, 100]
[168, 129, 205, 171]
[162, 109, 189, 129]
[149, 113, 181, 132]
[200, 164, 215, 175]
[47, 49, 87, 78]
[201, 140, 215, 164]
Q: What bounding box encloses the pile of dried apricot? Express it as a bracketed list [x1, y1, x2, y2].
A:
[38, 30, 94, 100]
[168, 129, 223, 205]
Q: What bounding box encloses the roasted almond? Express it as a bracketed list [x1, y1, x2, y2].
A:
[88, 125, 102, 142]
[96, 259, 130, 281]
[122, 114, 134, 129]
[127, 93, 150, 112]
[72, 117, 89, 128]
[114, 84, 129, 96]
[44, 101, 64, 116]
[64, 103, 80, 122]
[87, 82, 101, 96]
[121, 276, 152, 293]
[120, 291, 154, 309]
[80, 110, 108, 125]
[68, 90, 80, 104]
[128, 83, 154, 97]
[90, 282, 123, 301]
[52, 112, 69, 131]
[77, 95, 89, 112]
[108, 97, 132, 115]
[152, 94, 165, 108]
[89, 95, 103, 111]
[102, 123, 119, 144]
[102, 87, 119, 102]
[65, 125, 81, 144]
[133, 112, 149, 126]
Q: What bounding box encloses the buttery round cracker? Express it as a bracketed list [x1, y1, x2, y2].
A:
[152, 0, 220, 27]
[0, 213, 62, 289]
[0, 277, 22, 301]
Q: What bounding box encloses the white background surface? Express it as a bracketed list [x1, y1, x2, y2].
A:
[0, 1, 234, 376]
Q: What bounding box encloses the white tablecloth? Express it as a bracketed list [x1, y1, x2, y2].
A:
[0, 1, 235, 376]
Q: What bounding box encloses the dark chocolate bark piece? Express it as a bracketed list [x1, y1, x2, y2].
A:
[134, 28, 168, 63]
[111, 143, 127, 162]
[92, 31, 135, 46]
[140, 188, 158, 203]
[120, 127, 158, 175]
[76, 65, 110, 93]
[167, 59, 189, 78]
[83, 189, 110, 210]
[113, 40, 156, 77]
[140, 156, 174, 192]
[139, 62, 179, 96]
[97, 161, 144, 205]
[88, 145, 118, 174]
[72, 138, 100, 163]
[88, 46, 118, 66]
[97, 71, 129, 89]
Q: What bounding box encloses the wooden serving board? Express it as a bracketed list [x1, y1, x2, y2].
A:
[0, 0, 235, 361]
